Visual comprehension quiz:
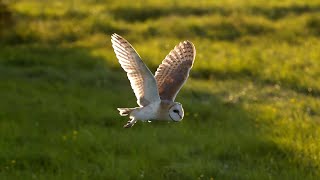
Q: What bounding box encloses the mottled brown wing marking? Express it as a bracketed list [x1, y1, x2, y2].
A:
[155, 41, 196, 101]
[111, 33, 160, 106]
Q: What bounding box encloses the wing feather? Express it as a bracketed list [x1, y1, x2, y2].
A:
[155, 41, 196, 101]
[111, 34, 160, 106]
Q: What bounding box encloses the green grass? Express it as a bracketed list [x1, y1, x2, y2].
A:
[1, 0, 320, 179]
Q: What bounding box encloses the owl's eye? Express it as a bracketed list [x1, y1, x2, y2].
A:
[173, 109, 179, 113]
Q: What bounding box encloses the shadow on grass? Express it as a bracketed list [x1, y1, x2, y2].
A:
[112, 4, 320, 22]
[14, 10, 88, 21]
[142, 20, 274, 41]
[183, 22, 273, 41]
[306, 16, 320, 36]
[0, 2, 15, 40]
[250, 5, 320, 20]
[111, 6, 228, 22]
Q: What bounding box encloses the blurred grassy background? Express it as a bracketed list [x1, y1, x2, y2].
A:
[1, 0, 320, 179]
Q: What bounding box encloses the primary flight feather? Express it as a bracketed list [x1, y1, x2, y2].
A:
[111, 33, 196, 128]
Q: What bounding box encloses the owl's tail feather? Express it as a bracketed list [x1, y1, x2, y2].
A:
[117, 108, 134, 116]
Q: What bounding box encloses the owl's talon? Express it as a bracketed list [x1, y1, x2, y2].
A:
[123, 118, 136, 128]
[123, 123, 133, 128]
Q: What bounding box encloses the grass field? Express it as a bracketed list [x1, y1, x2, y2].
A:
[1, 0, 320, 179]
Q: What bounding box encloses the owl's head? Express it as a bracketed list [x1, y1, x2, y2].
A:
[169, 103, 184, 122]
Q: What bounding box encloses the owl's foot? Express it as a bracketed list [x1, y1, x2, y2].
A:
[123, 118, 137, 128]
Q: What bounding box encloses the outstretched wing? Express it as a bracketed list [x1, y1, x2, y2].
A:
[155, 41, 196, 101]
[111, 33, 160, 106]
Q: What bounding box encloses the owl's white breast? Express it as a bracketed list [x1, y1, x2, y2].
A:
[132, 101, 161, 121]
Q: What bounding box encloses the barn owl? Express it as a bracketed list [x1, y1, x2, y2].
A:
[111, 34, 196, 128]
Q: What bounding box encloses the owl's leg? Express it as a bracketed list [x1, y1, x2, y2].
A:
[123, 117, 137, 128]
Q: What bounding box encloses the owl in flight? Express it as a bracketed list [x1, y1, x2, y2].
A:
[111, 34, 196, 128]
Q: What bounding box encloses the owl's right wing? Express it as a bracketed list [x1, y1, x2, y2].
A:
[111, 34, 160, 107]
[155, 41, 195, 101]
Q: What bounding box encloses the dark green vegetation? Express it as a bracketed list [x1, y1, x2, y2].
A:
[1, 0, 320, 179]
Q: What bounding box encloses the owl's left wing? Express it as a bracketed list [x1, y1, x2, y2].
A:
[155, 41, 196, 101]
[111, 34, 160, 106]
